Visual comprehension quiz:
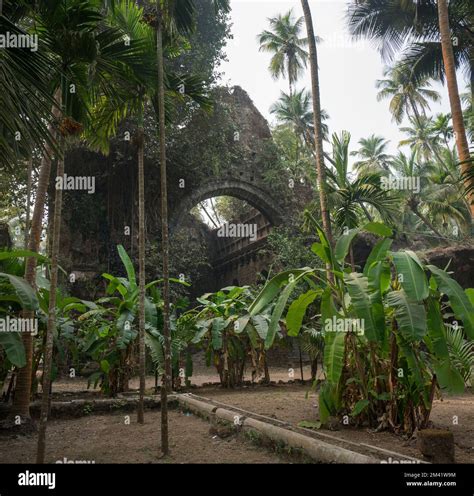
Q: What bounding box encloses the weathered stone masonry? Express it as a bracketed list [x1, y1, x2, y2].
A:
[59, 86, 310, 297]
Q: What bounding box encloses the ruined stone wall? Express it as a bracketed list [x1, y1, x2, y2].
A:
[59, 86, 310, 299]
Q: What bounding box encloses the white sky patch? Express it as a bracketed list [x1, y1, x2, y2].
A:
[220, 0, 464, 157]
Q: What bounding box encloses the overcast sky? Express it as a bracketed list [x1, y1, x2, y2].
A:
[219, 0, 468, 156]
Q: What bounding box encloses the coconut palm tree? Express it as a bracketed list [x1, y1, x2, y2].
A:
[346, 0, 474, 96]
[376, 63, 446, 166]
[272, 124, 314, 183]
[390, 149, 470, 238]
[324, 131, 397, 230]
[270, 89, 329, 145]
[399, 115, 443, 163]
[426, 148, 471, 233]
[437, 0, 473, 217]
[376, 64, 441, 124]
[347, 0, 474, 215]
[257, 9, 309, 95]
[389, 150, 442, 237]
[351, 135, 391, 174]
[300, 0, 332, 246]
[430, 113, 454, 149]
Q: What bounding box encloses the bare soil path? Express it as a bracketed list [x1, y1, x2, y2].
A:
[200, 385, 474, 464]
[3, 369, 472, 464]
[0, 410, 288, 464]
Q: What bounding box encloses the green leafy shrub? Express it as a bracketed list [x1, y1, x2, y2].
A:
[251, 213, 474, 434]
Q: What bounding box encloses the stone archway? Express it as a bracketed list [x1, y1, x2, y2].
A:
[59, 85, 310, 297]
[169, 179, 283, 290]
[169, 179, 284, 232]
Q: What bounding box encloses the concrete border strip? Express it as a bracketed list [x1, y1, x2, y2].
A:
[178, 393, 377, 464]
[184, 393, 427, 464]
[243, 417, 375, 464]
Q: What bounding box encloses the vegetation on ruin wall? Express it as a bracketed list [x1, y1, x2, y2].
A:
[58, 86, 299, 295]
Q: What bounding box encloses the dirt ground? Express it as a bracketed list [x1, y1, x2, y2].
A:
[50, 365, 314, 393]
[3, 365, 473, 464]
[0, 410, 288, 464]
[200, 385, 474, 464]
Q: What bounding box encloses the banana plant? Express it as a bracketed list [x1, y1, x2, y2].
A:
[250, 212, 474, 434]
[77, 245, 189, 395]
[181, 286, 273, 388]
[0, 250, 49, 374]
[34, 282, 96, 393]
[0, 248, 104, 401]
[144, 287, 194, 390]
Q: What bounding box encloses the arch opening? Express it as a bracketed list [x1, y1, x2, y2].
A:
[170, 192, 276, 298]
[170, 179, 283, 232]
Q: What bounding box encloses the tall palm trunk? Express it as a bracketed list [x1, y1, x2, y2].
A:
[36, 137, 64, 463]
[437, 0, 474, 217]
[300, 0, 332, 244]
[302, 126, 336, 167]
[11, 88, 62, 422]
[24, 158, 33, 249]
[137, 107, 146, 425]
[470, 56, 474, 106]
[156, 3, 171, 456]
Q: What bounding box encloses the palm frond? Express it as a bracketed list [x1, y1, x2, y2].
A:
[0, 15, 59, 167]
[446, 325, 474, 385]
